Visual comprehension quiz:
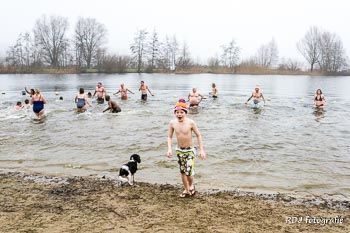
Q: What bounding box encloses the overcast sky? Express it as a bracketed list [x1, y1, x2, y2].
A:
[1, 0, 349, 63]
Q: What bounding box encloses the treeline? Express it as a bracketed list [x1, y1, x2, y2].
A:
[0, 15, 348, 74]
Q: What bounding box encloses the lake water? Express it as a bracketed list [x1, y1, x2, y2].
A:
[0, 73, 349, 200]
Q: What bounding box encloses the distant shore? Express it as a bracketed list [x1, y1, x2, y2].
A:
[0, 172, 349, 232]
[1, 67, 349, 76]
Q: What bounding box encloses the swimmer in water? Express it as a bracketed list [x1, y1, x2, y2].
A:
[103, 95, 121, 113]
[14, 101, 23, 110]
[93, 82, 106, 104]
[75, 88, 92, 112]
[30, 89, 47, 119]
[245, 85, 265, 106]
[114, 83, 134, 100]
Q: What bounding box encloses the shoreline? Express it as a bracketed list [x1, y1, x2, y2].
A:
[1, 171, 349, 232]
[0, 67, 349, 76]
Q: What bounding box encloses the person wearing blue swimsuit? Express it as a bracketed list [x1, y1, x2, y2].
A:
[30, 89, 47, 119]
[75, 88, 91, 112]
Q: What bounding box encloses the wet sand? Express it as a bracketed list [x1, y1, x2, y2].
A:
[0, 172, 349, 233]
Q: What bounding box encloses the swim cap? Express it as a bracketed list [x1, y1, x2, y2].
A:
[174, 99, 188, 113]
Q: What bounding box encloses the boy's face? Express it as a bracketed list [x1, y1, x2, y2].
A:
[175, 109, 186, 122]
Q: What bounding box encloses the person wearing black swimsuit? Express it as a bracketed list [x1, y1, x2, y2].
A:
[314, 89, 326, 108]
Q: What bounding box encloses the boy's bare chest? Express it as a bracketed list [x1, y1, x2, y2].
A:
[174, 124, 191, 135]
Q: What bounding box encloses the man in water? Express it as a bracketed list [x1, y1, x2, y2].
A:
[245, 85, 265, 106]
[188, 88, 204, 107]
[210, 83, 218, 98]
[103, 95, 121, 113]
[114, 83, 134, 100]
[139, 81, 154, 101]
[167, 99, 206, 197]
[93, 82, 106, 104]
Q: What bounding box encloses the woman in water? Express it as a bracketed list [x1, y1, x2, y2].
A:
[75, 88, 91, 112]
[314, 89, 326, 108]
[30, 89, 47, 119]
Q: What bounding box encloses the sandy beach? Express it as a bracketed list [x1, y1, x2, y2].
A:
[0, 172, 349, 233]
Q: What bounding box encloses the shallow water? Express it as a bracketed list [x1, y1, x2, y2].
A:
[0, 73, 349, 199]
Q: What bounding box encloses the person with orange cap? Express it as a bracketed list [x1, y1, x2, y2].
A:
[167, 99, 206, 198]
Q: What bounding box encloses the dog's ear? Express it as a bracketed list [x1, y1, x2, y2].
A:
[131, 154, 141, 163]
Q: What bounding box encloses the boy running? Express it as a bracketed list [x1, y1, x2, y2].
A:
[167, 99, 206, 197]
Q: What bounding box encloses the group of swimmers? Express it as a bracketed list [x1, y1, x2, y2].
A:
[14, 80, 326, 120]
[15, 81, 155, 119]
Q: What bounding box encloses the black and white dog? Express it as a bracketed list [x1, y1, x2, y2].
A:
[118, 154, 141, 185]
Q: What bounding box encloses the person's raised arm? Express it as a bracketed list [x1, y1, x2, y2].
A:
[167, 122, 174, 158]
[25, 87, 31, 95]
[192, 121, 206, 160]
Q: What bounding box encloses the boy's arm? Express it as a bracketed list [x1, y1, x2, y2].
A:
[113, 90, 120, 95]
[103, 107, 110, 113]
[261, 93, 266, 103]
[192, 121, 206, 159]
[128, 89, 134, 94]
[167, 122, 174, 158]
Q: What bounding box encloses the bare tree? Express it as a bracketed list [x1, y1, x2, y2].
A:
[170, 35, 178, 70]
[130, 29, 148, 73]
[221, 39, 240, 69]
[318, 31, 347, 72]
[100, 54, 131, 73]
[33, 15, 69, 67]
[75, 17, 107, 69]
[5, 32, 40, 68]
[147, 29, 160, 70]
[157, 35, 172, 70]
[207, 55, 221, 70]
[297, 26, 321, 72]
[176, 41, 192, 69]
[278, 58, 302, 71]
[255, 38, 278, 68]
